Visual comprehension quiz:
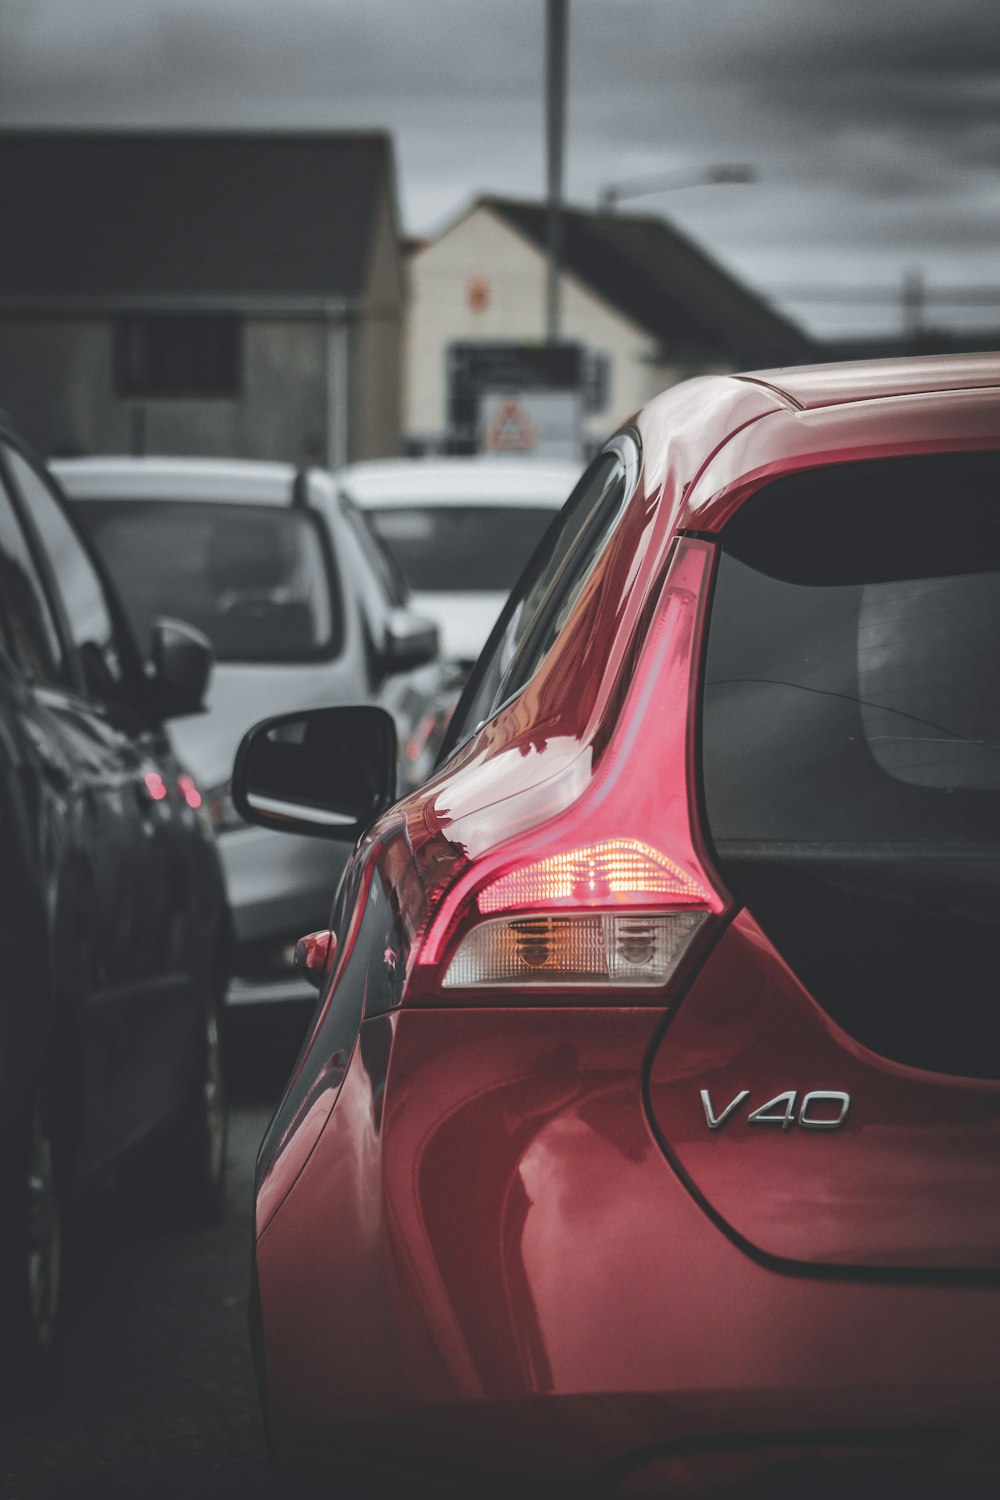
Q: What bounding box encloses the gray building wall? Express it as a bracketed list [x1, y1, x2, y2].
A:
[0, 317, 112, 456]
[0, 131, 406, 465]
[0, 315, 332, 462]
[349, 311, 401, 462]
[347, 186, 404, 462]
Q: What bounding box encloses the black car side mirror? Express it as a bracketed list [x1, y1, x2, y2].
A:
[383, 608, 439, 674]
[150, 617, 213, 719]
[232, 705, 398, 841]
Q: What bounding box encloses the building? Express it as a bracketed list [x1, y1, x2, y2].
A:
[404, 195, 815, 453]
[0, 131, 404, 464]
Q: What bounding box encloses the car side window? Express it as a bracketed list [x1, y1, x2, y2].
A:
[340, 496, 408, 608]
[0, 463, 66, 686]
[3, 444, 125, 699]
[335, 500, 401, 685]
[444, 432, 641, 753]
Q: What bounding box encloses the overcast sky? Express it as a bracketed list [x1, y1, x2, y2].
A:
[2, 0, 998, 337]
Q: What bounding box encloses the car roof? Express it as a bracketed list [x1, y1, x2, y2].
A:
[739, 350, 1000, 412]
[334, 457, 581, 509]
[52, 456, 298, 504]
[641, 351, 1000, 537]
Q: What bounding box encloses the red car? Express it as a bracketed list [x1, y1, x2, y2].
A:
[235, 353, 1000, 1496]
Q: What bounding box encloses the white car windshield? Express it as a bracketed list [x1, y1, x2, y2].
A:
[368, 505, 556, 593]
[76, 500, 338, 662]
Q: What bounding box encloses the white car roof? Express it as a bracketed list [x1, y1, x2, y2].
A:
[52, 456, 298, 504]
[334, 458, 581, 510]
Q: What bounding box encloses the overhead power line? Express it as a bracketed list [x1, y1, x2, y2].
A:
[773, 286, 1000, 306]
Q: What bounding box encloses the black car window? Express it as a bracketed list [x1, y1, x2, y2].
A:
[702, 450, 1000, 1079]
[5, 445, 124, 697]
[74, 500, 340, 664]
[443, 433, 640, 753]
[0, 463, 65, 685]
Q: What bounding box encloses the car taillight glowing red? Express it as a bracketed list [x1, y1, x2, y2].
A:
[177, 773, 203, 810]
[407, 537, 730, 1002]
[476, 838, 706, 913]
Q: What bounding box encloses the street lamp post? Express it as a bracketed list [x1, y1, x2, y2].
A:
[598, 164, 756, 214]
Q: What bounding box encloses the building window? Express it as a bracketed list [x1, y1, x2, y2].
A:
[114, 314, 241, 397]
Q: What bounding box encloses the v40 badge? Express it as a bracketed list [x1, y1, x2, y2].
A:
[700, 1089, 851, 1131]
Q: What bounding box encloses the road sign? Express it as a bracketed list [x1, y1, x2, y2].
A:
[448, 341, 590, 458]
[482, 397, 537, 452]
[479, 390, 582, 461]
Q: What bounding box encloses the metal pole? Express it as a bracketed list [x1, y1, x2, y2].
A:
[545, 0, 568, 344]
[902, 267, 925, 341]
[326, 313, 349, 470]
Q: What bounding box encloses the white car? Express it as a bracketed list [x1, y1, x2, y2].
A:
[54, 456, 441, 1007]
[335, 457, 582, 665]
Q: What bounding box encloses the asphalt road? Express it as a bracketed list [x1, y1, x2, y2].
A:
[0, 1008, 354, 1500]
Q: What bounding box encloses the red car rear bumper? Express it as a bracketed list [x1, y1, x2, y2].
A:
[255, 1002, 1000, 1493]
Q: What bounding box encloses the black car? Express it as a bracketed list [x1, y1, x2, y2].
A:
[0, 416, 229, 1391]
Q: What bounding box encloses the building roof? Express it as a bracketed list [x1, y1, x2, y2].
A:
[0, 130, 396, 304]
[481, 195, 814, 367]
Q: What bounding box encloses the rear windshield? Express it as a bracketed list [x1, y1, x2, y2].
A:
[76, 500, 339, 663]
[702, 452, 1000, 1077]
[368, 505, 556, 592]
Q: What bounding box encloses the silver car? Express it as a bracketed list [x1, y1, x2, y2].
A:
[335, 457, 582, 667]
[55, 457, 440, 1008]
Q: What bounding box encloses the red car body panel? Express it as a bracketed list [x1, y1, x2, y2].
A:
[253, 356, 1000, 1492]
[259, 1006, 1000, 1489]
[407, 536, 726, 996]
[648, 908, 1000, 1272]
[737, 349, 1000, 410]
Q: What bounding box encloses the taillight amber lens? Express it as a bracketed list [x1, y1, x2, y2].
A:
[443, 909, 708, 989]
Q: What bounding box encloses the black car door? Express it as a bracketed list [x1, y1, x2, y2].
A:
[0, 476, 68, 1141]
[0, 440, 198, 1170]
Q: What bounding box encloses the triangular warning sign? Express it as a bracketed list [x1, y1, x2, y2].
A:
[484, 398, 537, 452]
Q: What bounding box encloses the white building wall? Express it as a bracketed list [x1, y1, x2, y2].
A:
[404, 205, 665, 450]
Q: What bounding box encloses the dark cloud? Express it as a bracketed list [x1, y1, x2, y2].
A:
[1, 0, 997, 336]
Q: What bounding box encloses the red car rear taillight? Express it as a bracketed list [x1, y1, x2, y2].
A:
[407, 537, 730, 1003]
[444, 838, 710, 989]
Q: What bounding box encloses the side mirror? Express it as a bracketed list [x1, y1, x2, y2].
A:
[231, 705, 397, 841]
[384, 608, 439, 674]
[150, 617, 213, 719]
